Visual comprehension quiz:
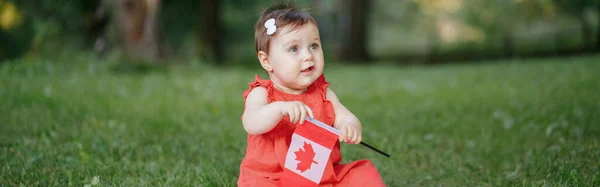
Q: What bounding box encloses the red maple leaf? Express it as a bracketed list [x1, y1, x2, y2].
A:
[294, 142, 318, 172]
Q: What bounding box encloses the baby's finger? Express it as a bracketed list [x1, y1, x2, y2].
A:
[339, 126, 347, 142]
[357, 135, 362, 144]
[351, 132, 359, 144]
[346, 126, 354, 143]
[291, 105, 298, 123]
[295, 105, 302, 124]
[304, 104, 314, 118]
[299, 105, 307, 124]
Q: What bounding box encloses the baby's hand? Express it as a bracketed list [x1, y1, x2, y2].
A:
[279, 101, 314, 124]
[338, 124, 362, 144]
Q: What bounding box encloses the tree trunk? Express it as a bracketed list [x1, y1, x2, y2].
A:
[502, 29, 514, 58]
[597, 17, 600, 51]
[596, 6, 600, 51]
[85, 0, 109, 55]
[117, 0, 166, 63]
[197, 1, 221, 64]
[578, 13, 593, 51]
[338, 0, 370, 63]
[553, 28, 562, 53]
[310, 0, 334, 53]
[426, 30, 439, 63]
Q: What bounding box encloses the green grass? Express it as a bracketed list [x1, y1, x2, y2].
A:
[1, 54, 600, 186]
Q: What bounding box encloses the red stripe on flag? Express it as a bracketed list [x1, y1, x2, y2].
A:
[295, 121, 338, 149]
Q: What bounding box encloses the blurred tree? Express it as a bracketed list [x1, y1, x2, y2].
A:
[310, 0, 335, 55]
[597, 3, 600, 51]
[413, 0, 464, 61]
[117, 0, 170, 63]
[83, 0, 109, 55]
[368, 0, 428, 62]
[0, 0, 22, 30]
[337, 0, 371, 62]
[197, 1, 222, 64]
[552, 0, 600, 50]
[5, 0, 88, 58]
[0, 0, 32, 61]
[461, 0, 519, 58]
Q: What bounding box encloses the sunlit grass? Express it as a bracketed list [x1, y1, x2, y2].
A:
[1, 54, 599, 186]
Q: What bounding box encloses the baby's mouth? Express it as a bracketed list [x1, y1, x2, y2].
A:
[301, 66, 314, 73]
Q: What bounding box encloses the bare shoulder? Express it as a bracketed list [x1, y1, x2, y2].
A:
[246, 86, 267, 98]
[326, 88, 342, 104]
[245, 86, 268, 105]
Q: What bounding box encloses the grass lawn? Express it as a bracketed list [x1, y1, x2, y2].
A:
[1, 54, 599, 186]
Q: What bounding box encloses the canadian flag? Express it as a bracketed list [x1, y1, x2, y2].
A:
[281, 117, 340, 187]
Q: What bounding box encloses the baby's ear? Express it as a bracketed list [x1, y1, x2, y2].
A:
[258, 51, 273, 72]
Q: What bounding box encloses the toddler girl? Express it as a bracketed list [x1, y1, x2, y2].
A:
[238, 2, 385, 187]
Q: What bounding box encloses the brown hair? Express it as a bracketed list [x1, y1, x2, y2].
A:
[254, 2, 318, 54]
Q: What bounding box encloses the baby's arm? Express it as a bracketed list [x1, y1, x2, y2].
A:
[242, 86, 314, 135]
[326, 88, 362, 144]
[242, 87, 284, 135]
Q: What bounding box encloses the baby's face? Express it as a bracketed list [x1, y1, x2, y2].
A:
[267, 22, 324, 91]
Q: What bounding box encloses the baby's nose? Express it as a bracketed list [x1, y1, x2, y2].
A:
[302, 50, 313, 61]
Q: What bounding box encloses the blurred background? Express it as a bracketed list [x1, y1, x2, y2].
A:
[1, 0, 598, 65]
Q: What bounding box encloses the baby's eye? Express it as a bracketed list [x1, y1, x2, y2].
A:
[289, 46, 298, 52]
[310, 43, 319, 50]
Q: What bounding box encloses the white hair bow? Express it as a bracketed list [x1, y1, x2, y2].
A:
[265, 18, 276, 35]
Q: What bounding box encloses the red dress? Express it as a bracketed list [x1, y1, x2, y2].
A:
[238, 74, 386, 187]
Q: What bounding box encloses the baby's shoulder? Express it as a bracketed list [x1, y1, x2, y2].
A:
[243, 74, 272, 98]
[247, 85, 267, 96]
[243, 84, 269, 100]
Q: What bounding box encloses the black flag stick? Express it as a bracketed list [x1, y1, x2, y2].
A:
[306, 117, 391, 158]
[359, 142, 390, 158]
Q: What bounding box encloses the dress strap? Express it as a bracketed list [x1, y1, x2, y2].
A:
[242, 74, 274, 100]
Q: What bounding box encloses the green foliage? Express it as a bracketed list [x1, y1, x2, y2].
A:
[0, 0, 94, 60]
[1, 54, 600, 186]
[160, 0, 200, 53]
[461, 0, 516, 33]
[0, 17, 34, 60]
[0, 0, 32, 61]
[1, 0, 599, 63]
[553, 0, 599, 15]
